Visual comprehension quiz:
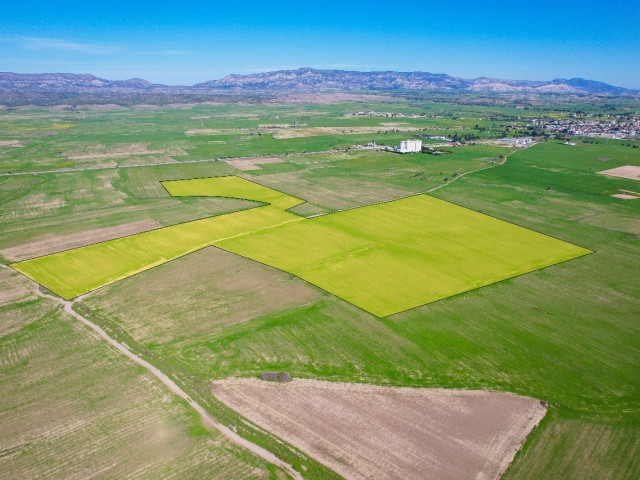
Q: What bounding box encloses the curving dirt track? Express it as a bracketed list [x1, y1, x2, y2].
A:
[0, 264, 303, 480]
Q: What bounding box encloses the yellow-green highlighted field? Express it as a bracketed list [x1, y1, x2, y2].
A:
[162, 176, 304, 210]
[12, 177, 303, 299]
[12, 176, 591, 316]
[219, 195, 591, 316]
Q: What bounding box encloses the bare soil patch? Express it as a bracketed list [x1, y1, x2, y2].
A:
[598, 165, 640, 181]
[185, 128, 252, 135]
[65, 143, 167, 160]
[226, 157, 284, 171]
[19, 193, 66, 215]
[0, 140, 23, 147]
[83, 247, 320, 344]
[212, 378, 547, 480]
[1, 219, 161, 262]
[0, 267, 34, 306]
[219, 113, 261, 118]
[272, 125, 424, 139]
[258, 124, 301, 129]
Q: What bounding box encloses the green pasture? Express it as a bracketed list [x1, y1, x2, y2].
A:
[220, 194, 591, 316]
[78, 140, 639, 480]
[3, 100, 639, 480]
[12, 177, 302, 299]
[6, 100, 614, 175]
[13, 173, 589, 317]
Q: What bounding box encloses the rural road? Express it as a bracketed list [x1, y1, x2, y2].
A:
[0, 145, 528, 477]
[306, 147, 522, 219]
[3, 265, 303, 480]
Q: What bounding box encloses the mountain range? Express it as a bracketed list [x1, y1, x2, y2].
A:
[195, 68, 636, 95]
[1, 68, 637, 105]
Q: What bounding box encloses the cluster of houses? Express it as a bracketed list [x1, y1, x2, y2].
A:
[505, 114, 640, 139]
[396, 139, 423, 153]
[500, 137, 534, 148]
[353, 139, 423, 153]
[345, 111, 428, 119]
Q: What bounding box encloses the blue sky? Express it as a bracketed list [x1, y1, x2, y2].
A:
[1, 1, 639, 87]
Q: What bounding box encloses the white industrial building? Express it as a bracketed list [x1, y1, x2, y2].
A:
[396, 139, 422, 153]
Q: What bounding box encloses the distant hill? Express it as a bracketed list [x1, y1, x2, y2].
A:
[0, 72, 160, 90]
[0, 68, 637, 106]
[195, 68, 637, 96]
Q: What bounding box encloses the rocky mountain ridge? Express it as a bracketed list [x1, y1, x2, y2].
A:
[1, 68, 636, 95]
[1, 68, 636, 106]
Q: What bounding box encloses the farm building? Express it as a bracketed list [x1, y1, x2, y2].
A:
[396, 139, 422, 153]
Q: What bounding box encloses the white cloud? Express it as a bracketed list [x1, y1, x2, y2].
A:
[139, 49, 192, 56]
[6, 36, 121, 55]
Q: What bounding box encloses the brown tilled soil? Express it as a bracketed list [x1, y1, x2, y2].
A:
[272, 125, 424, 139]
[0, 267, 34, 306]
[598, 165, 640, 181]
[83, 247, 321, 344]
[226, 157, 284, 171]
[64, 142, 186, 160]
[185, 128, 252, 135]
[212, 378, 547, 480]
[1, 219, 161, 262]
[0, 140, 23, 147]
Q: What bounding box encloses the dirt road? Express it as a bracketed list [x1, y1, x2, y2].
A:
[0, 264, 302, 480]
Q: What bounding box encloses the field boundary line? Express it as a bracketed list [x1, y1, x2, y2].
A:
[0, 263, 303, 480]
[0, 149, 340, 177]
[10, 175, 309, 300]
[307, 145, 525, 218]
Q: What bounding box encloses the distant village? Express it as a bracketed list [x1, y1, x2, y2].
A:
[525, 114, 640, 139]
[347, 111, 640, 140]
[345, 111, 428, 119]
[354, 136, 533, 154]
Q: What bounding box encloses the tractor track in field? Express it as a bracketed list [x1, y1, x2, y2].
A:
[0, 263, 303, 480]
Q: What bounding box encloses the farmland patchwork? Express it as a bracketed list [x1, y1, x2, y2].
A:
[12, 176, 591, 316]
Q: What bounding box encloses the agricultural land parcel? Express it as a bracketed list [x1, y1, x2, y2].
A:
[2, 102, 639, 479]
[11, 177, 304, 300]
[598, 165, 640, 181]
[213, 378, 547, 480]
[12, 176, 589, 317]
[0, 267, 276, 479]
[79, 137, 639, 480]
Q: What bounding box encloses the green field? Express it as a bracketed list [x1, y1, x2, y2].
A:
[220, 194, 591, 316]
[12, 174, 589, 316]
[0, 267, 276, 479]
[162, 175, 304, 210]
[2, 101, 639, 479]
[11, 177, 303, 299]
